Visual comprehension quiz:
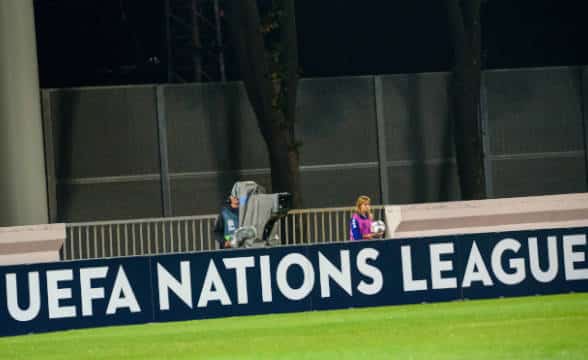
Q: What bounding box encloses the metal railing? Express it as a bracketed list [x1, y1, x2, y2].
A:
[63, 206, 385, 260]
[280, 206, 385, 245]
[63, 215, 217, 260]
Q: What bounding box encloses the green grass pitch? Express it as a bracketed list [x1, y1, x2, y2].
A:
[1, 293, 587, 359]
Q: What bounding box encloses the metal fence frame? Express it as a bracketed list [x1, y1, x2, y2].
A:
[45, 67, 588, 221]
[63, 206, 385, 260]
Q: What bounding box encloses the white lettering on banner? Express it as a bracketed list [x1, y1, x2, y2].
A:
[4, 231, 587, 327]
[198, 260, 231, 307]
[528, 237, 558, 283]
[158, 262, 192, 310]
[260, 255, 273, 302]
[563, 234, 588, 280]
[401, 246, 427, 291]
[276, 253, 315, 301]
[47, 269, 76, 319]
[151, 251, 385, 310]
[430, 243, 457, 290]
[6, 272, 41, 322]
[106, 266, 141, 314]
[318, 250, 352, 298]
[462, 241, 493, 287]
[356, 248, 383, 295]
[80, 267, 108, 316]
[491, 239, 526, 285]
[223, 257, 255, 304]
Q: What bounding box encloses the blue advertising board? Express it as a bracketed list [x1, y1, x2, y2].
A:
[1, 227, 587, 336]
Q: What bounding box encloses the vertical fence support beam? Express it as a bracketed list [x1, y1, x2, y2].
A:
[156, 86, 172, 217]
[41, 90, 58, 222]
[480, 71, 494, 198]
[580, 66, 588, 189]
[374, 76, 390, 205]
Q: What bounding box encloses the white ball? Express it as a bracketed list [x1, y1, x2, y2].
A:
[371, 220, 386, 233]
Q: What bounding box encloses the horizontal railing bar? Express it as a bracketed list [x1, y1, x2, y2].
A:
[66, 214, 217, 228]
[66, 205, 386, 228]
[288, 205, 384, 214]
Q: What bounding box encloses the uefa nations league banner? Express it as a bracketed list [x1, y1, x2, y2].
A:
[1, 226, 588, 336]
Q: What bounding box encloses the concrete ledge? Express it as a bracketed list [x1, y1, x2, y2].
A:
[385, 193, 588, 239]
[0, 224, 65, 265]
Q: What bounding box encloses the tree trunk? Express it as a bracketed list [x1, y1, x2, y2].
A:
[267, 122, 302, 207]
[225, 0, 302, 208]
[447, 0, 486, 200]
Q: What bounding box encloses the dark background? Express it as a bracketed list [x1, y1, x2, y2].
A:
[34, 0, 588, 88]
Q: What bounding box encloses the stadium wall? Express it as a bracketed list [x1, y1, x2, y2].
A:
[41, 66, 588, 222]
[1, 226, 587, 336]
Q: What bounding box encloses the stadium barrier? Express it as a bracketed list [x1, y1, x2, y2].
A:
[0, 224, 65, 266]
[62, 193, 588, 261]
[385, 193, 588, 239]
[1, 225, 587, 336]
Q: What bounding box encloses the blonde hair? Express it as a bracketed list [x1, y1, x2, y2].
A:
[354, 195, 372, 217]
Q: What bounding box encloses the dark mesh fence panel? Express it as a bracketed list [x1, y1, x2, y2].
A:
[379, 73, 459, 203]
[51, 86, 159, 178]
[300, 167, 380, 208]
[296, 76, 378, 165]
[164, 82, 269, 173]
[486, 67, 587, 196]
[492, 157, 586, 197]
[57, 181, 162, 221]
[380, 73, 454, 161]
[386, 162, 460, 204]
[49, 86, 161, 221]
[295, 76, 380, 207]
[486, 67, 584, 155]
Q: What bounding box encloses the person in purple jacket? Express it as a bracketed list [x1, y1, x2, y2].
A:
[349, 195, 383, 240]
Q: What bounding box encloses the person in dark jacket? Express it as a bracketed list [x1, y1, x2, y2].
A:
[213, 194, 239, 249]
